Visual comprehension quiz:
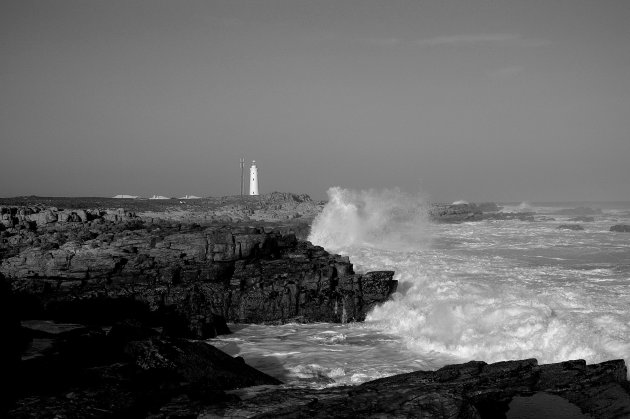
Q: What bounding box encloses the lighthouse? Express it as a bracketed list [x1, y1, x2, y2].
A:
[249, 161, 259, 195]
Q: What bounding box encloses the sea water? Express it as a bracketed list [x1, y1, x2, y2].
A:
[209, 188, 630, 388]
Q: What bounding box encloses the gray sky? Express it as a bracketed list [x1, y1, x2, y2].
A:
[2, 0, 629, 202]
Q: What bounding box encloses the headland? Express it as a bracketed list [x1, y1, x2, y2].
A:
[1, 193, 629, 418]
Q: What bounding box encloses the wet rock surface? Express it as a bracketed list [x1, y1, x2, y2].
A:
[203, 359, 630, 419]
[428, 203, 536, 223]
[1, 220, 396, 339]
[7, 292, 630, 419]
[429, 202, 485, 222]
[3, 196, 630, 418]
[0, 195, 400, 417]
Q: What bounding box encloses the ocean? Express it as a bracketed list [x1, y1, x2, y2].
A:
[209, 188, 630, 389]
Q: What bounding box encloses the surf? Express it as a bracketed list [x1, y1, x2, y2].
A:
[309, 187, 630, 377]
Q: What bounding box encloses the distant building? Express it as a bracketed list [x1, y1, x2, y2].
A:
[113, 194, 138, 199]
[149, 195, 170, 200]
[179, 195, 201, 199]
[249, 161, 259, 195]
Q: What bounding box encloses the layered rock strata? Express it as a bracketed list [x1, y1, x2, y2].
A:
[6, 293, 630, 419]
[7, 296, 629, 419]
[204, 358, 630, 419]
[1, 219, 397, 338]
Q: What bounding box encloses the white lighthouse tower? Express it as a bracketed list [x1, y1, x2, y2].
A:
[249, 160, 259, 195]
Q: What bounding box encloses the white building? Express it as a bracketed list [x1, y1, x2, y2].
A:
[249, 161, 259, 195]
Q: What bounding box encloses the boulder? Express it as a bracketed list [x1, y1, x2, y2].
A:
[1, 213, 13, 228]
[57, 211, 70, 223]
[30, 209, 58, 226]
[75, 209, 89, 222]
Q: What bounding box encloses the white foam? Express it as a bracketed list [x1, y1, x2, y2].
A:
[312, 188, 630, 376]
[307, 333, 347, 344]
[309, 186, 431, 252]
[264, 351, 302, 357]
[211, 194, 630, 386]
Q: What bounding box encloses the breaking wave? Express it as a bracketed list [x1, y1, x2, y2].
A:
[308, 187, 431, 252]
[309, 187, 630, 376]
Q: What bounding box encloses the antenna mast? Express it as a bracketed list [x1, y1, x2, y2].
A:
[240, 158, 245, 196]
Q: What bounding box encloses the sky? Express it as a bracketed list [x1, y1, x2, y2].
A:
[1, 0, 629, 202]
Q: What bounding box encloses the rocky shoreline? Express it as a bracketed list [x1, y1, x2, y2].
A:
[0, 220, 396, 336]
[2, 193, 630, 417]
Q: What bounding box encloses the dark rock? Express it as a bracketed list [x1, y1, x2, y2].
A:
[429, 203, 483, 223]
[0, 273, 24, 414]
[610, 224, 630, 233]
[41, 297, 154, 326]
[1, 225, 397, 338]
[16, 336, 629, 419]
[558, 224, 585, 230]
[18, 324, 116, 400]
[125, 337, 281, 390]
[9, 328, 279, 418]
[508, 392, 592, 418]
[430, 203, 537, 223]
[21, 319, 88, 338]
[202, 358, 630, 419]
[107, 318, 158, 348]
[159, 305, 230, 339]
[262, 192, 312, 204]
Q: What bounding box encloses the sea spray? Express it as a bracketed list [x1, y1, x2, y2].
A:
[308, 186, 431, 251]
[213, 197, 630, 386]
[310, 188, 630, 376]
